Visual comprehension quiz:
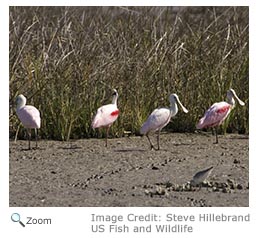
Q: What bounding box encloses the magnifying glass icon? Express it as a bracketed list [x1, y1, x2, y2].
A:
[11, 213, 25, 227]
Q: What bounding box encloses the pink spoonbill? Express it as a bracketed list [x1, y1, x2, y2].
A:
[15, 94, 41, 149]
[140, 94, 188, 150]
[92, 89, 119, 147]
[196, 89, 245, 143]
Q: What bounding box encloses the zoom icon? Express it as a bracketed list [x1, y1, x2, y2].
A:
[11, 213, 25, 227]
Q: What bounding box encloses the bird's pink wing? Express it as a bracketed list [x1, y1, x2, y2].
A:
[17, 105, 41, 128]
[92, 104, 119, 128]
[197, 102, 231, 129]
[140, 108, 171, 134]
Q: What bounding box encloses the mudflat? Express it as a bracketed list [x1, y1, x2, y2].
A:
[9, 133, 249, 207]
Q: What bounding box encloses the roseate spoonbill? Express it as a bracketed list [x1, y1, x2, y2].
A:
[15, 94, 41, 149]
[140, 94, 188, 150]
[92, 89, 119, 147]
[190, 166, 213, 187]
[196, 89, 245, 143]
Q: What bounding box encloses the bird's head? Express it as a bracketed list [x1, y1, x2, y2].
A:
[112, 89, 118, 97]
[169, 94, 188, 113]
[15, 94, 27, 110]
[227, 89, 245, 106]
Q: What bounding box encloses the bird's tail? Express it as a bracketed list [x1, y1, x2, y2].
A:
[140, 123, 148, 135]
[196, 117, 205, 129]
[91, 117, 99, 129]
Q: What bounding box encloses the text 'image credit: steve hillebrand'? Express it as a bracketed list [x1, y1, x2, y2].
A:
[90, 213, 250, 233]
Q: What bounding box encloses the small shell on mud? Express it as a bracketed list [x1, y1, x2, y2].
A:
[233, 158, 240, 164]
[156, 186, 168, 195]
[237, 184, 243, 190]
[222, 187, 231, 193]
[212, 186, 219, 192]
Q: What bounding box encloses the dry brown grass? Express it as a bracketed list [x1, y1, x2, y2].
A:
[9, 6, 249, 140]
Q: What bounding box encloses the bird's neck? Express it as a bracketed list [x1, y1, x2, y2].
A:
[169, 102, 178, 117]
[16, 102, 26, 110]
[112, 95, 118, 105]
[227, 96, 235, 108]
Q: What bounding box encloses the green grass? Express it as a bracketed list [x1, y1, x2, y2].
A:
[9, 6, 249, 140]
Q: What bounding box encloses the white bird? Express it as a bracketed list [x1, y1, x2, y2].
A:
[15, 94, 41, 149]
[140, 94, 188, 150]
[190, 166, 214, 187]
[92, 89, 119, 147]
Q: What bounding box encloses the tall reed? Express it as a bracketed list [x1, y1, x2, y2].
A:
[9, 6, 249, 140]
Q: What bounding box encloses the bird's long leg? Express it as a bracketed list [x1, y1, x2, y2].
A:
[27, 129, 31, 150]
[35, 128, 38, 148]
[215, 127, 218, 144]
[105, 126, 110, 147]
[198, 184, 202, 191]
[14, 123, 21, 143]
[156, 130, 160, 150]
[146, 134, 156, 150]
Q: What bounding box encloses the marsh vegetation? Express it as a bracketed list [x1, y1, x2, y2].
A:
[9, 6, 249, 140]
